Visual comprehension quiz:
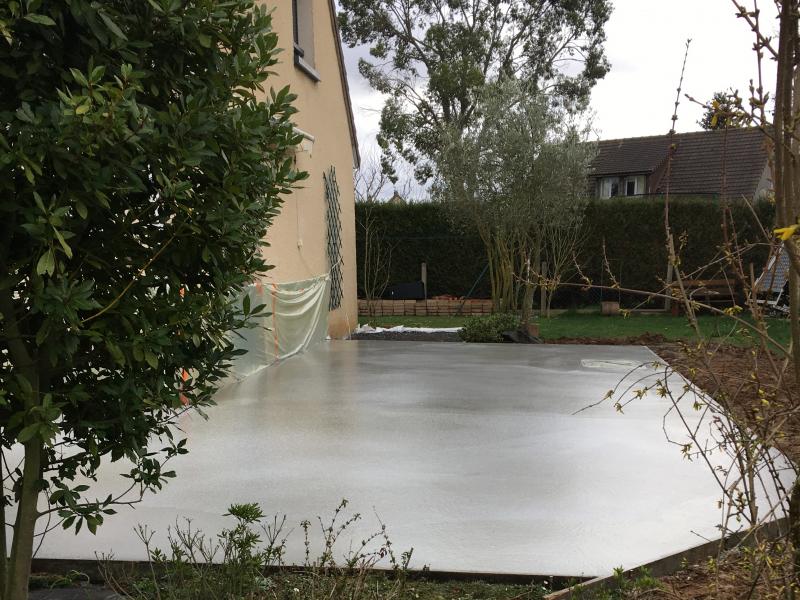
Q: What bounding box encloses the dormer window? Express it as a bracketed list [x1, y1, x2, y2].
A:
[598, 175, 646, 199]
[292, 0, 320, 81]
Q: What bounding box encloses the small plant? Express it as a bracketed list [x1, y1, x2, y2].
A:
[572, 567, 662, 599]
[459, 313, 521, 343]
[101, 500, 414, 600]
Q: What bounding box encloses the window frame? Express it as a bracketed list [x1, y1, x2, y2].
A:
[292, 0, 321, 82]
[598, 175, 647, 198]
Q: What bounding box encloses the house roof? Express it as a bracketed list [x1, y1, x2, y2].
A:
[591, 128, 770, 199]
[327, 0, 360, 168]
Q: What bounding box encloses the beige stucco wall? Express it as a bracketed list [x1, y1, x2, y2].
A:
[259, 0, 358, 338]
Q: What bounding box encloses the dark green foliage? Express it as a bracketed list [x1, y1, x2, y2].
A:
[338, 0, 611, 183]
[357, 197, 775, 306]
[459, 314, 521, 343]
[582, 196, 774, 302]
[355, 202, 489, 298]
[0, 1, 303, 596]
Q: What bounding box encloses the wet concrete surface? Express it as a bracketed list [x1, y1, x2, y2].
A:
[27, 341, 735, 577]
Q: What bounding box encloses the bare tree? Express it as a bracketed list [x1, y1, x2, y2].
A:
[354, 152, 389, 203]
[356, 203, 393, 319]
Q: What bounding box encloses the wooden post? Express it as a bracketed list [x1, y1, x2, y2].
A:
[540, 261, 548, 317]
[664, 262, 674, 312]
[421, 262, 427, 300]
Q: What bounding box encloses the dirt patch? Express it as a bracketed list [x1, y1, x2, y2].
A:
[545, 333, 672, 346]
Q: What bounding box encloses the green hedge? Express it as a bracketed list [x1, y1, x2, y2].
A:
[355, 202, 489, 298]
[355, 196, 775, 306]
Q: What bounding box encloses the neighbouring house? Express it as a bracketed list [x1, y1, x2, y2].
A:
[590, 127, 771, 200]
[388, 191, 406, 205]
[232, 1, 359, 376]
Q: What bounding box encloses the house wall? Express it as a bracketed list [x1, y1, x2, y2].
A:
[755, 164, 773, 199]
[258, 0, 358, 338]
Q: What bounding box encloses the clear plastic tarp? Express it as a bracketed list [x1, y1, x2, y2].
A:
[229, 275, 330, 380]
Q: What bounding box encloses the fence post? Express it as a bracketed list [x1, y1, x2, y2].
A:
[664, 262, 674, 312]
[540, 261, 548, 317]
[421, 262, 427, 299]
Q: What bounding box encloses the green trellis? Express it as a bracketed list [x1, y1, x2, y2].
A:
[323, 167, 343, 310]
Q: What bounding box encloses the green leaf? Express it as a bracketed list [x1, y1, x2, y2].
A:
[17, 423, 41, 443]
[69, 68, 89, 87]
[36, 248, 55, 275]
[90, 65, 106, 83]
[197, 33, 211, 48]
[15, 374, 33, 396]
[144, 350, 158, 369]
[35, 320, 51, 345]
[98, 11, 127, 40]
[106, 341, 125, 365]
[24, 13, 55, 26]
[33, 190, 45, 212]
[15, 102, 35, 123]
[53, 227, 73, 258]
[75, 200, 88, 219]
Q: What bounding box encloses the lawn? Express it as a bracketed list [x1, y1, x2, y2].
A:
[360, 312, 792, 348]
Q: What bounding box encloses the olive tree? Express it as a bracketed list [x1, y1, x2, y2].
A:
[0, 2, 304, 598]
[338, 0, 611, 183]
[434, 80, 593, 320]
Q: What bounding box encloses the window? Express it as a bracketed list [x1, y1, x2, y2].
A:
[292, 0, 320, 81]
[599, 177, 620, 199]
[598, 175, 646, 198]
[623, 175, 646, 196]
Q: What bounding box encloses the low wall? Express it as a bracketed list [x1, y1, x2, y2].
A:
[358, 298, 493, 317]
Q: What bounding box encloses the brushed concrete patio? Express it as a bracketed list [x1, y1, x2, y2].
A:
[30, 341, 732, 577]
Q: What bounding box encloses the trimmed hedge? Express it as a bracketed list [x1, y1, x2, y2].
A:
[356, 196, 775, 307]
[356, 202, 488, 298]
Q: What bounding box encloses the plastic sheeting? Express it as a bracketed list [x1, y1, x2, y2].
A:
[229, 275, 330, 380]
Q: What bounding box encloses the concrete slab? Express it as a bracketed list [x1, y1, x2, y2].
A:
[27, 341, 733, 577]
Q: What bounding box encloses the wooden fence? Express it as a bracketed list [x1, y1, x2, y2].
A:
[358, 298, 493, 317]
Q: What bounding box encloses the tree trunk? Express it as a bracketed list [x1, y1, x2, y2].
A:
[1, 448, 7, 594]
[5, 441, 42, 600]
[791, 264, 800, 386]
[791, 478, 800, 589]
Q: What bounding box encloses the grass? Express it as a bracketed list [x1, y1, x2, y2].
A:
[360, 312, 792, 348]
[33, 572, 548, 599]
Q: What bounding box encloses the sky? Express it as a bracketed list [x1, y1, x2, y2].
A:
[338, 0, 778, 194]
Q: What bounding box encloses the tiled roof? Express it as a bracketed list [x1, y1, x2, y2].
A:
[590, 128, 770, 199]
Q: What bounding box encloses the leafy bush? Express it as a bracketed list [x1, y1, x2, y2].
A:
[459, 313, 521, 343]
[0, 2, 303, 596]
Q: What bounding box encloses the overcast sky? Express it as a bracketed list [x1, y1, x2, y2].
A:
[339, 0, 778, 192]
